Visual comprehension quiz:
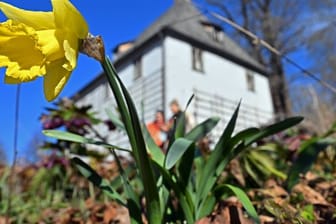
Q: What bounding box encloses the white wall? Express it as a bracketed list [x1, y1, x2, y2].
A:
[142, 43, 162, 77]
[77, 82, 109, 116]
[117, 42, 163, 87]
[119, 64, 134, 88]
[164, 37, 274, 131]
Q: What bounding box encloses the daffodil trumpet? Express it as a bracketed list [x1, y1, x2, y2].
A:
[0, 0, 88, 101]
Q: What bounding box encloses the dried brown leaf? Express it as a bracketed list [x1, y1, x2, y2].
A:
[229, 159, 246, 186]
[293, 183, 331, 206]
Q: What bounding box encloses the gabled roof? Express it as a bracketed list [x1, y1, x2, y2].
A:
[74, 0, 267, 101]
[114, 0, 267, 75]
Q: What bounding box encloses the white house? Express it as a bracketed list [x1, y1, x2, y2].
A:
[74, 0, 274, 148]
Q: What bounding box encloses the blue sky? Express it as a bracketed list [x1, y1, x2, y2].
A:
[0, 0, 173, 163]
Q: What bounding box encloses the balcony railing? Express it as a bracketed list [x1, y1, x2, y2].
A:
[193, 88, 274, 142]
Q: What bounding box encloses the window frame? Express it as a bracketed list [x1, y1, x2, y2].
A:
[133, 56, 142, 80]
[246, 70, 256, 92]
[192, 47, 204, 73]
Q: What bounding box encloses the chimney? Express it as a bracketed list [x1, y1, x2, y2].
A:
[112, 41, 134, 59]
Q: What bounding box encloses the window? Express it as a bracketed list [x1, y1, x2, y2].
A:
[192, 47, 204, 72]
[207, 27, 223, 42]
[134, 56, 142, 80]
[246, 70, 255, 92]
[105, 82, 110, 99]
[213, 30, 223, 42]
[201, 21, 223, 43]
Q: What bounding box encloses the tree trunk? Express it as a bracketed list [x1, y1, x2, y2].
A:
[269, 53, 291, 118]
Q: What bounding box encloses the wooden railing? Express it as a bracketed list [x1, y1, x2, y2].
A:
[193, 88, 274, 142]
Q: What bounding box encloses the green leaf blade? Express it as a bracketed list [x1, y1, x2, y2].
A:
[185, 117, 220, 142]
[196, 102, 241, 208]
[245, 117, 303, 146]
[286, 138, 331, 190]
[43, 130, 89, 144]
[71, 157, 126, 205]
[143, 125, 165, 166]
[102, 57, 161, 223]
[224, 184, 260, 224]
[165, 138, 193, 169]
[43, 130, 131, 152]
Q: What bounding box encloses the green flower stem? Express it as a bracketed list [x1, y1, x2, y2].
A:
[155, 164, 194, 223]
[101, 56, 161, 223]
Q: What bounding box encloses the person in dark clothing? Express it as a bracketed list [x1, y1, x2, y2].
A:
[167, 99, 183, 140]
[167, 99, 195, 144]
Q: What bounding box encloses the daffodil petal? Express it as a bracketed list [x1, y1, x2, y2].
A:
[0, 20, 45, 82]
[0, 0, 89, 102]
[44, 58, 72, 101]
[36, 29, 63, 62]
[0, 2, 54, 30]
[52, 0, 88, 39]
[4, 75, 26, 84]
[63, 34, 78, 70]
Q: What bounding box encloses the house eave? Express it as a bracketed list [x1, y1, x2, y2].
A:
[113, 27, 269, 76]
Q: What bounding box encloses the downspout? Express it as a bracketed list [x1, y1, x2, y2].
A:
[159, 31, 166, 116]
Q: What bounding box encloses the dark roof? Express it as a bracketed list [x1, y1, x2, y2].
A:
[114, 0, 267, 75]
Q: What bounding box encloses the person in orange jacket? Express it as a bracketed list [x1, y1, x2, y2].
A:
[147, 110, 169, 149]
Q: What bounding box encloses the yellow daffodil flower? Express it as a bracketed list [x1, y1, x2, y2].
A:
[0, 0, 88, 101]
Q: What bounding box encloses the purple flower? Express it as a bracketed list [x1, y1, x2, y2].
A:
[104, 120, 116, 131]
[42, 154, 69, 169]
[41, 115, 64, 129]
[70, 117, 91, 128]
